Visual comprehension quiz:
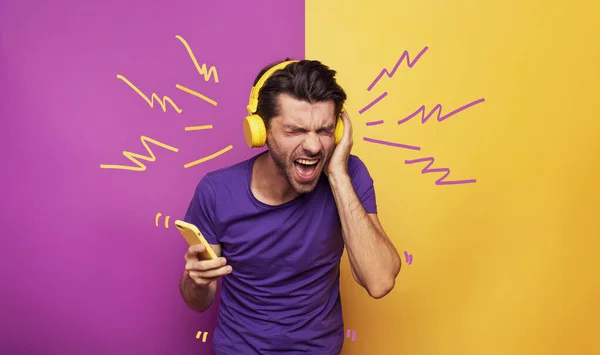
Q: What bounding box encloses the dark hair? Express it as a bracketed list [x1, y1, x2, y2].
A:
[252, 58, 347, 129]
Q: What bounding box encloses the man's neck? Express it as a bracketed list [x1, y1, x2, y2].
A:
[250, 152, 299, 206]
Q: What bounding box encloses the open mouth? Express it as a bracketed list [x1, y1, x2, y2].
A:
[293, 158, 320, 182]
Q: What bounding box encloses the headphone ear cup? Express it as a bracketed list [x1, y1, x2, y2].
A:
[243, 115, 267, 148]
[334, 116, 344, 145]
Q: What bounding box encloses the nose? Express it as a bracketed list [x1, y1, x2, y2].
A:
[301, 132, 323, 156]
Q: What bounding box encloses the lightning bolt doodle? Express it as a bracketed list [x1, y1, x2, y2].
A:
[397, 98, 485, 125]
[184, 145, 233, 169]
[367, 46, 429, 92]
[116, 74, 183, 113]
[176, 35, 219, 83]
[404, 157, 476, 185]
[359, 46, 479, 187]
[100, 136, 179, 171]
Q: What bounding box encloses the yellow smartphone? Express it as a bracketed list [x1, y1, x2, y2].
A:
[174, 220, 218, 260]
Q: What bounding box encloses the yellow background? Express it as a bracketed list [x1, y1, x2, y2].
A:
[306, 1, 600, 354]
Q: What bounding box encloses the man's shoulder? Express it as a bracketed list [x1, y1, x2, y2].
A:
[196, 153, 256, 192]
[347, 154, 373, 179]
[348, 153, 368, 169]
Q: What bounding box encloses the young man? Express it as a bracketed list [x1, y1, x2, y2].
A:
[179, 59, 401, 354]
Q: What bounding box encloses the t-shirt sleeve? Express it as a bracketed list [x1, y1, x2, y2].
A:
[348, 155, 378, 214]
[183, 174, 219, 245]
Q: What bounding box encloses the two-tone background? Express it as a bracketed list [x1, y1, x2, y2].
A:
[1, 0, 598, 354]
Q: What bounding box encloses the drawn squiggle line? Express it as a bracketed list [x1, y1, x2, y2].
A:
[398, 98, 485, 125]
[363, 137, 421, 151]
[176, 35, 219, 83]
[116, 74, 182, 113]
[100, 136, 179, 171]
[185, 125, 213, 131]
[367, 46, 429, 91]
[405, 157, 476, 185]
[359, 92, 388, 114]
[175, 84, 217, 106]
[184, 145, 233, 168]
[366, 120, 384, 126]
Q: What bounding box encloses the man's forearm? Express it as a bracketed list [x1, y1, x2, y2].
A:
[328, 172, 400, 298]
[179, 271, 217, 312]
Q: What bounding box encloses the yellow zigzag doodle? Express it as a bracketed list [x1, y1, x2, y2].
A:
[116, 74, 183, 113]
[176, 35, 219, 83]
[100, 136, 179, 171]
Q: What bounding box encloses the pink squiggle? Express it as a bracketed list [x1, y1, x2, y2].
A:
[405, 157, 476, 185]
[366, 120, 384, 126]
[398, 98, 485, 125]
[367, 46, 429, 92]
[363, 137, 421, 151]
[359, 92, 388, 114]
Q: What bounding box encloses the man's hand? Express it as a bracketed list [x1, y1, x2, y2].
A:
[326, 109, 353, 177]
[184, 244, 232, 288]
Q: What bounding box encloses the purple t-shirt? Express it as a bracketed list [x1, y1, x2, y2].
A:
[184, 151, 377, 354]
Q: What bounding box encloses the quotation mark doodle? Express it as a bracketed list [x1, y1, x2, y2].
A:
[404, 251, 413, 265]
[155, 213, 172, 228]
[195, 331, 209, 342]
[345, 329, 356, 342]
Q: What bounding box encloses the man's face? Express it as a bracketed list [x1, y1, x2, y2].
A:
[266, 93, 338, 194]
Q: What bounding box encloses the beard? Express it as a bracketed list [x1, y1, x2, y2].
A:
[266, 138, 327, 194]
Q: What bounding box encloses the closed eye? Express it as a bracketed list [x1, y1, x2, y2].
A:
[288, 128, 308, 134]
[317, 126, 335, 134]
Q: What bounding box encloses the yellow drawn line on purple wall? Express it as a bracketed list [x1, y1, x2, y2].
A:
[185, 125, 213, 131]
[100, 136, 178, 171]
[184, 145, 233, 168]
[155, 212, 171, 228]
[176, 35, 219, 83]
[116, 74, 183, 113]
[175, 84, 217, 106]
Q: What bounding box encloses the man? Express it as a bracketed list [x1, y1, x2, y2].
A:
[179, 59, 401, 354]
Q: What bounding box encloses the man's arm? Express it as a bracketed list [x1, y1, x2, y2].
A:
[328, 173, 401, 299]
[180, 174, 226, 312]
[179, 243, 223, 312]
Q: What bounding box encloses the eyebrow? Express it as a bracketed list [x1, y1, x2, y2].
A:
[283, 124, 335, 132]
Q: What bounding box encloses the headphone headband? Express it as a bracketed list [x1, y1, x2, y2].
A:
[246, 60, 299, 115]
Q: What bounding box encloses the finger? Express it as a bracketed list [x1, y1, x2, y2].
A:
[188, 271, 220, 281]
[340, 111, 352, 143]
[341, 109, 349, 120]
[190, 265, 233, 279]
[186, 256, 228, 271]
[184, 244, 206, 260]
[187, 272, 217, 287]
[342, 110, 352, 129]
[188, 244, 206, 255]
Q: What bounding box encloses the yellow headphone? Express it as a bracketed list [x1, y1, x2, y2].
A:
[243, 60, 345, 148]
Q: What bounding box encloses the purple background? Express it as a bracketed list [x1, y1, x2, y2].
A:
[0, 1, 304, 354]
